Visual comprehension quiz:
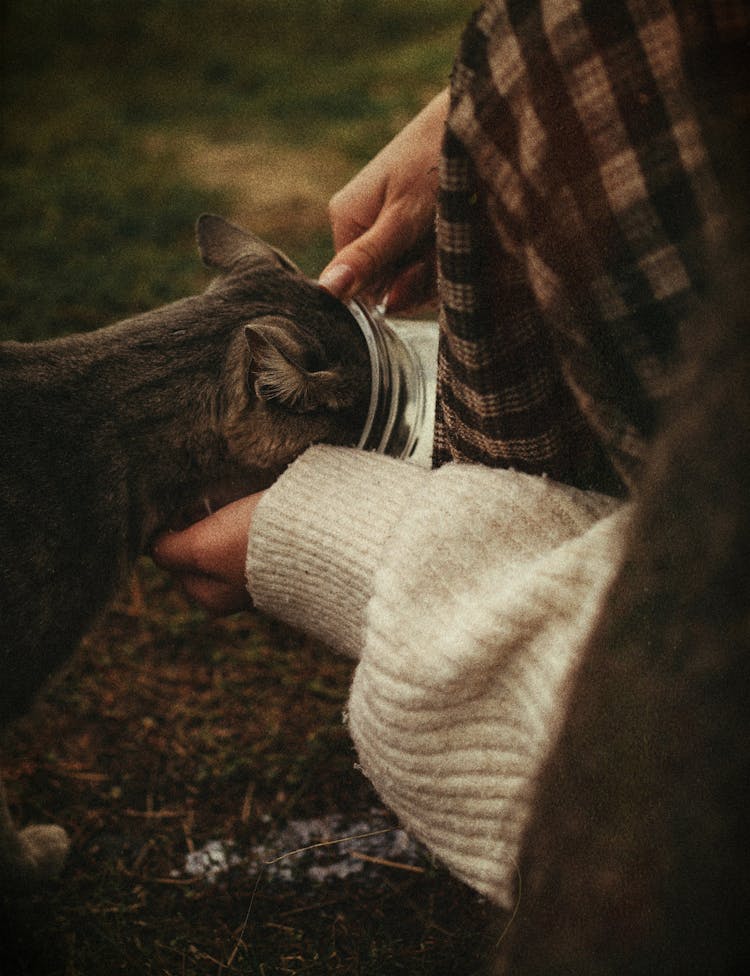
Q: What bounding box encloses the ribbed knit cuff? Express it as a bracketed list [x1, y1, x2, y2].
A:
[247, 445, 428, 658]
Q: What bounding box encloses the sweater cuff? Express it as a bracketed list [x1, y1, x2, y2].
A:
[246, 445, 427, 658]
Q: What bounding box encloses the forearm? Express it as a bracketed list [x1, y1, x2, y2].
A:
[249, 445, 624, 644]
[349, 498, 629, 906]
[247, 444, 630, 905]
[248, 446, 427, 657]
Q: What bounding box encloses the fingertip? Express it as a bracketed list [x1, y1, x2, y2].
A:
[150, 522, 199, 571]
[318, 263, 355, 299]
[150, 529, 173, 566]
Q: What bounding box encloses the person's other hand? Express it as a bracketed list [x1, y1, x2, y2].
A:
[151, 492, 264, 616]
[318, 88, 448, 314]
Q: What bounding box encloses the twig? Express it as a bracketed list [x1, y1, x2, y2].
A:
[494, 852, 523, 947]
[121, 867, 200, 886]
[349, 851, 425, 874]
[262, 827, 393, 865]
[123, 807, 186, 818]
[222, 827, 396, 971]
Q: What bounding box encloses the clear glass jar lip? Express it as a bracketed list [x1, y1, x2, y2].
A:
[346, 300, 385, 452]
[346, 298, 434, 464]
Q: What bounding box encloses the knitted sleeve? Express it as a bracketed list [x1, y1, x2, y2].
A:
[247, 444, 629, 906]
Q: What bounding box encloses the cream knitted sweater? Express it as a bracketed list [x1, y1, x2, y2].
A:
[247, 444, 629, 908]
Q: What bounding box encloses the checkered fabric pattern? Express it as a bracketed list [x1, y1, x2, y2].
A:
[434, 0, 748, 492]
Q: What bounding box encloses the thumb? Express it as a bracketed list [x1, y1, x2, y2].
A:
[151, 493, 262, 582]
[318, 206, 411, 302]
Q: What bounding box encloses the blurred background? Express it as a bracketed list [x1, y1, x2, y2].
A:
[1, 0, 473, 340]
[0, 3, 501, 975]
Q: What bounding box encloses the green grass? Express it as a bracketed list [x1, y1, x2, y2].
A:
[1, 2, 500, 974]
[1, 0, 474, 340]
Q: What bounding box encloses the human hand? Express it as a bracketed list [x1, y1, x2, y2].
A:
[151, 492, 264, 616]
[318, 88, 448, 314]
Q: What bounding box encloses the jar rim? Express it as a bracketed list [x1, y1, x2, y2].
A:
[346, 299, 430, 462]
[346, 299, 383, 452]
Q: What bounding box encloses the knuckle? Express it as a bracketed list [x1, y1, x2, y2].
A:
[352, 237, 384, 274]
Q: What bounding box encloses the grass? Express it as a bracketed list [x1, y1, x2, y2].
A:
[1, 2, 500, 973]
[1, 0, 472, 340]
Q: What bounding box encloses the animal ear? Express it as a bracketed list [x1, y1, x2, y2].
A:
[196, 214, 301, 273]
[244, 317, 355, 413]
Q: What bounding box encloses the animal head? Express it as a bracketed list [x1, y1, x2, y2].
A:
[175, 214, 371, 512]
[0, 215, 372, 720]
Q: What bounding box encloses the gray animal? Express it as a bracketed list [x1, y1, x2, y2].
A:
[0, 214, 370, 885]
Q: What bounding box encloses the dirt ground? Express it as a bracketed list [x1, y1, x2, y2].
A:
[1, 560, 498, 975]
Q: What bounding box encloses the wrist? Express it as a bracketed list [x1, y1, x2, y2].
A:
[247, 445, 427, 657]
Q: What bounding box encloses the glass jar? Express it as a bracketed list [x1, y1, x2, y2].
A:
[347, 300, 438, 467]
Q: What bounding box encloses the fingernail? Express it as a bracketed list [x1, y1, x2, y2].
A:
[318, 263, 355, 298]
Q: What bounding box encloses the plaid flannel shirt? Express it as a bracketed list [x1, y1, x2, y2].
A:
[435, 0, 748, 492]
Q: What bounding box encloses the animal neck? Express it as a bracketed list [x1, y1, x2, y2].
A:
[17, 293, 243, 543]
